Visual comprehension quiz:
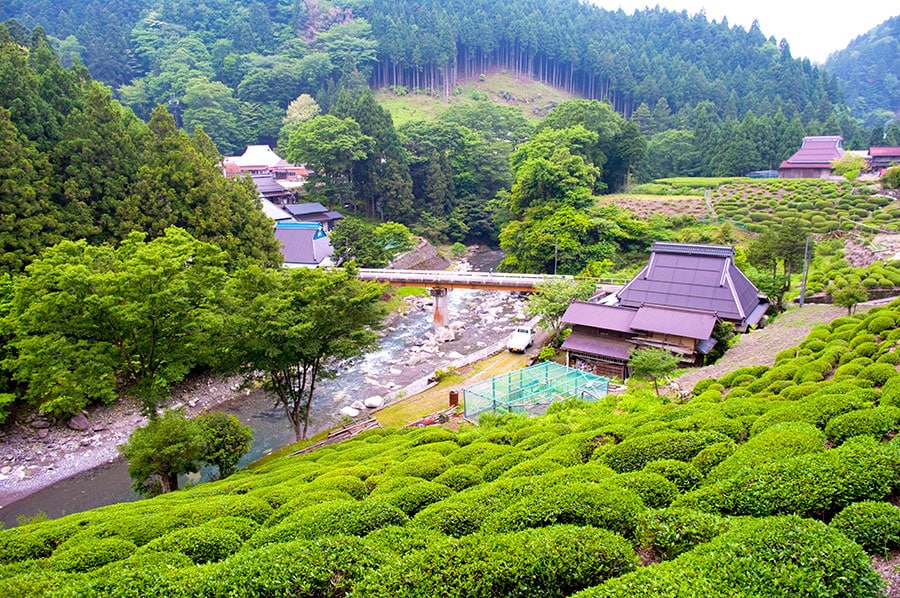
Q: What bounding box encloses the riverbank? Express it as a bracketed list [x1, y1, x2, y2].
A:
[0, 287, 530, 518]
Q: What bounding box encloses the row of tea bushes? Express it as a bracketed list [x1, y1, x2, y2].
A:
[4, 301, 900, 596]
[710, 179, 887, 235]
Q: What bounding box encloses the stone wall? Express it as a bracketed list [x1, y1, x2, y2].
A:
[389, 238, 450, 271]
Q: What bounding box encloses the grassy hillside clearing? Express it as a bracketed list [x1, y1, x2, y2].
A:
[375, 70, 575, 126]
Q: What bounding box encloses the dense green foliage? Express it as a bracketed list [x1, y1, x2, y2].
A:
[826, 15, 900, 130]
[5, 299, 900, 594]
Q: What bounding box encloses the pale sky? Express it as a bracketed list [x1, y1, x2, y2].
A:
[591, 1, 899, 64]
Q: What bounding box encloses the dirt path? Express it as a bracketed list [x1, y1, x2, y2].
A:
[673, 304, 847, 393]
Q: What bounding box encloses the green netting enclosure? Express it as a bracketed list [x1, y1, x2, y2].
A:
[462, 362, 609, 419]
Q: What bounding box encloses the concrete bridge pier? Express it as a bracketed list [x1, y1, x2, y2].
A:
[430, 287, 449, 328]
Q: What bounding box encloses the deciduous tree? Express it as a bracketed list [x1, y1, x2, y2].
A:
[629, 347, 680, 396]
[525, 278, 596, 345]
[224, 266, 386, 440]
[119, 408, 204, 495]
[196, 411, 253, 479]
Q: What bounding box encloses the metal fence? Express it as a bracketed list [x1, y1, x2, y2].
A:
[462, 362, 609, 419]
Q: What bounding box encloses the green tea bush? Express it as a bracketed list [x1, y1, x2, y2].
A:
[136, 526, 243, 564]
[408, 426, 458, 447]
[51, 551, 194, 597]
[858, 362, 899, 386]
[376, 480, 454, 516]
[877, 351, 900, 365]
[824, 406, 900, 445]
[189, 536, 381, 597]
[643, 459, 703, 493]
[482, 482, 645, 538]
[830, 500, 900, 555]
[880, 377, 900, 407]
[575, 516, 884, 597]
[479, 450, 528, 481]
[446, 441, 514, 466]
[47, 536, 137, 572]
[674, 437, 897, 519]
[854, 342, 879, 358]
[266, 490, 358, 525]
[691, 378, 718, 395]
[307, 474, 370, 499]
[636, 507, 729, 561]
[247, 499, 408, 548]
[867, 316, 895, 334]
[354, 525, 638, 598]
[432, 463, 482, 491]
[603, 431, 730, 473]
[690, 441, 737, 476]
[706, 422, 825, 483]
[499, 457, 565, 478]
[613, 471, 678, 508]
[412, 478, 536, 537]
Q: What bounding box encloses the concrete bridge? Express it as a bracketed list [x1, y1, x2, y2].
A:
[357, 268, 626, 328]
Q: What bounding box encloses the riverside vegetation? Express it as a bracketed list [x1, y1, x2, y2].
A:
[4, 298, 900, 595]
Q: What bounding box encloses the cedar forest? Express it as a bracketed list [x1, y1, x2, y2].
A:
[3, 1, 900, 596]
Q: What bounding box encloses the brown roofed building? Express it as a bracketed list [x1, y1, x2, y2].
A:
[778, 136, 844, 179]
[869, 146, 900, 173]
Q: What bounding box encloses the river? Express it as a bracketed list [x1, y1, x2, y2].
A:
[0, 252, 510, 528]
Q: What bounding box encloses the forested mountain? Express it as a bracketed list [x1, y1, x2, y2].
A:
[826, 15, 900, 132]
[0, 25, 282, 275]
[1, 1, 853, 151]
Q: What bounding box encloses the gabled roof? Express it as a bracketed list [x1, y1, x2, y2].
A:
[259, 197, 292, 221]
[779, 136, 844, 169]
[562, 301, 636, 333]
[226, 145, 285, 169]
[274, 222, 334, 267]
[561, 331, 632, 361]
[252, 175, 293, 198]
[631, 305, 716, 340]
[284, 202, 329, 216]
[617, 242, 765, 325]
[869, 146, 900, 158]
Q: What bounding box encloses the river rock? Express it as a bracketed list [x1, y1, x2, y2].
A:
[389, 367, 403, 376]
[68, 413, 90, 431]
[447, 351, 464, 360]
[364, 395, 384, 408]
[340, 406, 360, 418]
[433, 327, 456, 343]
[30, 419, 51, 429]
[350, 400, 366, 410]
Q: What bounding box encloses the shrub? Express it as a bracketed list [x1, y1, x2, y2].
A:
[691, 378, 718, 396]
[643, 459, 703, 493]
[247, 499, 409, 548]
[674, 437, 897, 519]
[690, 441, 736, 476]
[432, 464, 482, 491]
[411, 478, 535, 537]
[52, 551, 194, 597]
[190, 536, 382, 597]
[613, 471, 679, 508]
[307, 474, 369, 499]
[830, 500, 900, 555]
[854, 342, 879, 358]
[482, 482, 645, 539]
[858, 362, 899, 386]
[47, 536, 137, 572]
[881, 377, 900, 407]
[136, 526, 243, 564]
[603, 431, 730, 473]
[824, 406, 900, 445]
[706, 422, 825, 482]
[636, 507, 729, 561]
[354, 525, 638, 598]
[575, 516, 884, 597]
[867, 316, 895, 334]
[376, 481, 454, 516]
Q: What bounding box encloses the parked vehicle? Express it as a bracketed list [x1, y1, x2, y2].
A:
[507, 327, 535, 353]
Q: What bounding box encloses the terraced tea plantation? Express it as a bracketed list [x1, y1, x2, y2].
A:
[710, 179, 893, 235]
[4, 300, 900, 596]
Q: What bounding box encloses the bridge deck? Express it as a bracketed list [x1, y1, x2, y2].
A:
[357, 269, 627, 292]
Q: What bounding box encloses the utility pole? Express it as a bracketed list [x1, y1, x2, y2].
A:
[554, 240, 558, 276]
[798, 236, 810, 307]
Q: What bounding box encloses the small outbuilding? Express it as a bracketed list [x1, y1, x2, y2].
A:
[274, 221, 335, 268]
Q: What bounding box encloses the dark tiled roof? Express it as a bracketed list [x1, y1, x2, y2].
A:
[618, 242, 765, 324]
[284, 202, 329, 216]
[561, 301, 636, 332]
[631, 306, 716, 340]
[252, 175, 293, 198]
[561, 331, 633, 361]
